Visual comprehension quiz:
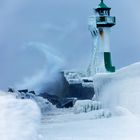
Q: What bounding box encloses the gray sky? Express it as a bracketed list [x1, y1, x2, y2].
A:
[0, 0, 140, 89]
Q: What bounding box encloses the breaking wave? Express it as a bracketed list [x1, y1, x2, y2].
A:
[16, 42, 65, 94]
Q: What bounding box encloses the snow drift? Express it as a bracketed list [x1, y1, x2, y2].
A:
[9, 89, 54, 113]
[0, 91, 42, 140]
[94, 62, 140, 115]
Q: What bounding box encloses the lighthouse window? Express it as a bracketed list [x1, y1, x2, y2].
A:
[99, 17, 105, 22]
[105, 11, 108, 15]
[99, 10, 104, 15]
[99, 10, 109, 16]
[103, 11, 109, 15]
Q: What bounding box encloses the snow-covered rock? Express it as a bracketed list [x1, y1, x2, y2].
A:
[33, 96, 55, 113]
[9, 90, 54, 113]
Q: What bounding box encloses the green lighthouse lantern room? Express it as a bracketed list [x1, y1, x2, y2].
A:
[95, 0, 116, 28]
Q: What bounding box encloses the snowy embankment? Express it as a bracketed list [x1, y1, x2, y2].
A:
[0, 92, 42, 140]
[10, 90, 54, 113]
[94, 62, 140, 115]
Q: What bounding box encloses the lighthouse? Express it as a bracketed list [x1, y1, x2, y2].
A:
[87, 0, 116, 76]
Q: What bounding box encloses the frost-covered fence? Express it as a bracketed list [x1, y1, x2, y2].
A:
[74, 100, 102, 114]
[73, 100, 112, 118]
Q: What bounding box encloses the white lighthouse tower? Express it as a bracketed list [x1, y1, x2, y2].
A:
[87, 0, 116, 76]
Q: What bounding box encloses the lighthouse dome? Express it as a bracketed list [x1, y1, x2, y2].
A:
[98, 0, 110, 9]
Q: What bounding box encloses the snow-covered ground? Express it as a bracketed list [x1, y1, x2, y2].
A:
[1, 62, 140, 140]
[41, 110, 140, 140]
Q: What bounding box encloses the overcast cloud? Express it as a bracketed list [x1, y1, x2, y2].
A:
[0, 0, 140, 89]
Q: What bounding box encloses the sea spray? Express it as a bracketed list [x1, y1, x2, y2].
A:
[16, 42, 65, 95]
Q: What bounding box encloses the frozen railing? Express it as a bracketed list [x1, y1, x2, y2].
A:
[64, 71, 86, 84]
[87, 16, 99, 76]
[96, 16, 116, 24]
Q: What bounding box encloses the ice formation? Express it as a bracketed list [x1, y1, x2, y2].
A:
[74, 100, 102, 114]
[93, 62, 140, 115]
[87, 18, 113, 75]
[8, 89, 54, 113]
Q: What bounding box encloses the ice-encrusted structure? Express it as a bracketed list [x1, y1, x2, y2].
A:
[72, 62, 140, 117]
[92, 62, 140, 116]
[87, 15, 105, 76]
[87, 0, 116, 76]
[74, 100, 102, 114]
[73, 100, 112, 118]
[64, 71, 84, 84]
[64, 71, 93, 87]
[62, 71, 95, 99]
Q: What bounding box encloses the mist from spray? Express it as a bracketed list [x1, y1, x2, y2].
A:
[16, 42, 65, 94]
